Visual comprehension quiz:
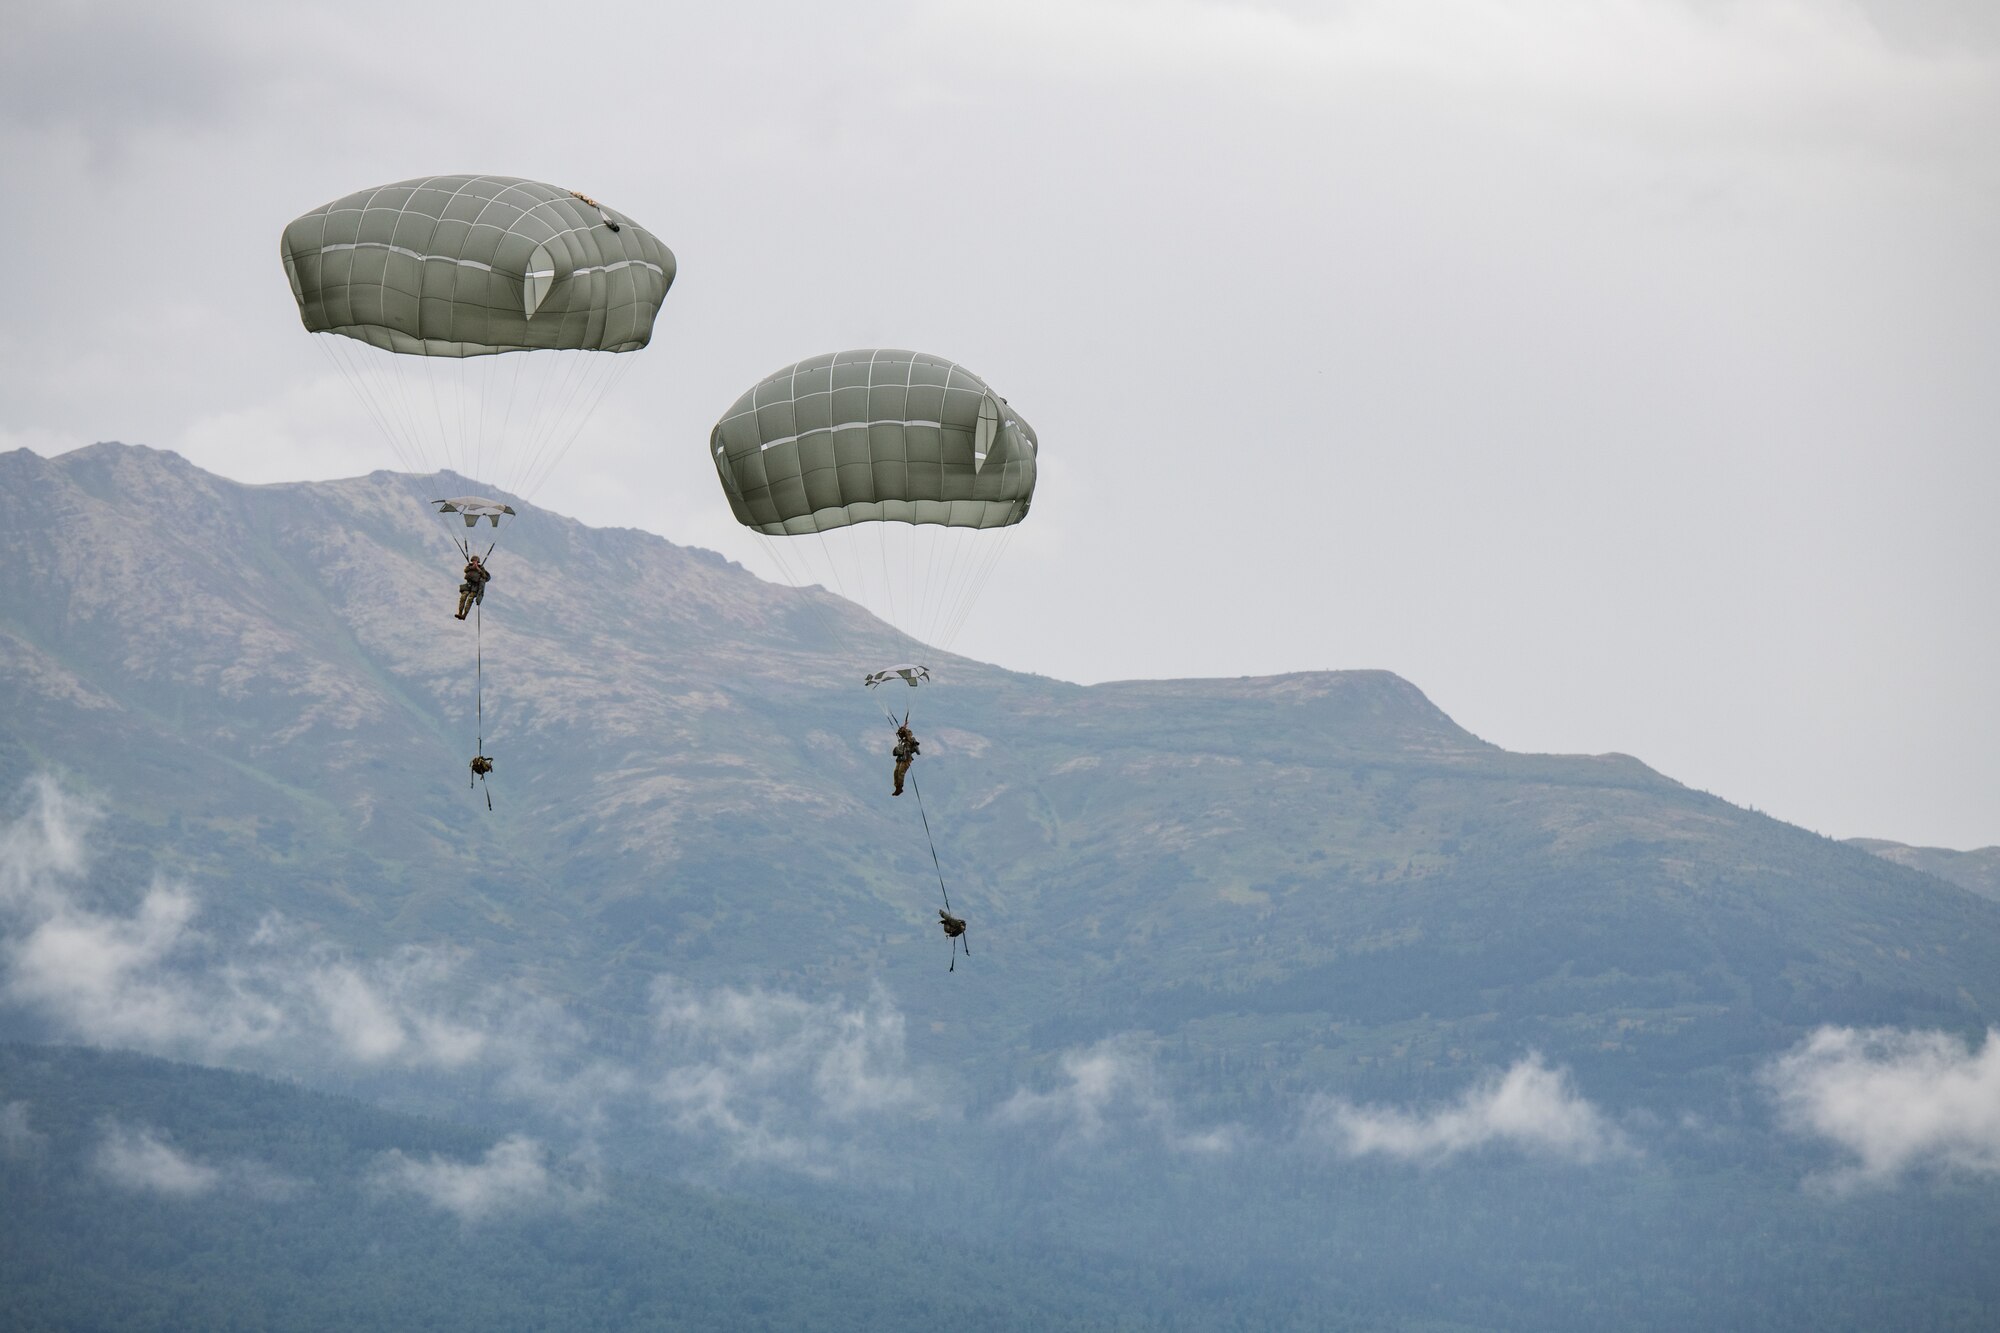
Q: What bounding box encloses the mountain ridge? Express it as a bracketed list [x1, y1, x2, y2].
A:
[1848, 837, 2000, 902]
[3, 442, 1996, 1103]
[8, 442, 2000, 1330]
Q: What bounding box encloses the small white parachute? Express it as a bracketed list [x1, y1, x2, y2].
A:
[864, 664, 931, 690]
[433, 496, 518, 528]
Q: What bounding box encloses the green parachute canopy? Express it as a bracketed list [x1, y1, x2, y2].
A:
[711, 349, 1037, 537]
[280, 175, 674, 357]
[280, 175, 674, 512]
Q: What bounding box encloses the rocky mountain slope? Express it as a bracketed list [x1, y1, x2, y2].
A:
[3, 443, 1996, 1111]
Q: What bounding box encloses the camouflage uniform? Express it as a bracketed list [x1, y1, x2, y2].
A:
[455, 558, 491, 620]
[892, 726, 920, 795]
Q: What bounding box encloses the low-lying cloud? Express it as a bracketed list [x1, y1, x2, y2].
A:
[1304, 1055, 1625, 1165]
[0, 781, 492, 1071]
[372, 1134, 589, 1223]
[0, 776, 89, 913]
[0, 780, 964, 1178]
[89, 1119, 303, 1201]
[1764, 1025, 2000, 1188]
[648, 978, 937, 1175]
[993, 1037, 1237, 1156]
[92, 1121, 221, 1197]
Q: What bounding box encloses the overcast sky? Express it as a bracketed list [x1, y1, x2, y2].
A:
[4, 0, 1995, 848]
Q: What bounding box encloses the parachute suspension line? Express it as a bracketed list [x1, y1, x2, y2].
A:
[809, 527, 870, 654]
[751, 530, 851, 661]
[460, 353, 477, 491]
[520, 349, 599, 492]
[946, 527, 1001, 649]
[874, 520, 900, 641]
[945, 529, 993, 648]
[494, 350, 527, 492]
[510, 350, 585, 497]
[947, 528, 1009, 651]
[900, 526, 949, 653]
[363, 342, 432, 475]
[315, 336, 449, 527]
[318, 336, 425, 477]
[466, 347, 610, 504]
[912, 527, 945, 652]
[926, 527, 980, 652]
[387, 348, 438, 475]
[505, 347, 567, 492]
[904, 523, 926, 653]
[932, 524, 996, 648]
[423, 350, 455, 483]
[321, 335, 630, 506]
[906, 524, 937, 652]
[940, 526, 1018, 653]
[519, 353, 636, 503]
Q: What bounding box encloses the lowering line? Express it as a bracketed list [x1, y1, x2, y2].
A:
[880, 706, 967, 968]
[909, 773, 950, 915]
[456, 535, 497, 811]
[909, 773, 969, 970]
[471, 602, 492, 811]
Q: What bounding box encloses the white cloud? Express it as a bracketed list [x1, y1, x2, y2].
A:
[993, 1037, 1238, 1155]
[0, 776, 91, 916]
[647, 978, 936, 1174]
[88, 1118, 304, 1200]
[483, 997, 638, 1132]
[0, 780, 948, 1163]
[372, 1134, 588, 1222]
[1304, 1055, 1626, 1165]
[308, 964, 411, 1063]
[0, 781, 491, 1070]
[302, 953, 489, 1069]
[1764, 1025, 2000, 1187]
[4, 879, 242, 1048]
[92, 1121, 220, 1197]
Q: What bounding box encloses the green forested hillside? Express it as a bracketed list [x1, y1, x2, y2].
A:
[5, 1044, 1995, 1333]
[1, 1045, 1320, 1332]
